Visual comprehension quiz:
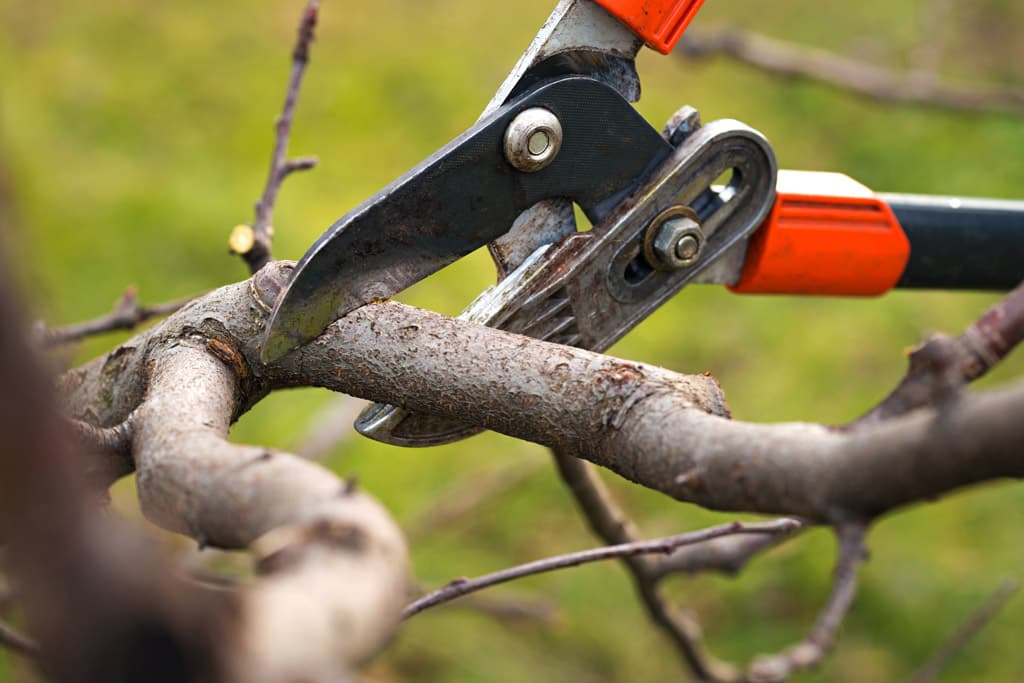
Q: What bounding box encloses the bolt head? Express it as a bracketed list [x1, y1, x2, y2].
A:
[504, 108, 563, 173]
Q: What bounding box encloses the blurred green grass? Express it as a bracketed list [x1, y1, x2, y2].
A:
[1, 0, 1023, 681]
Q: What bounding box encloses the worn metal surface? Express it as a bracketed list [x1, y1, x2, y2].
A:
[503, 107, 564, 173]
[484, 0, 643, 114]
[262, 75, 672, 362]
[358, 118, 777, 446]
[485, 0, 648, 278]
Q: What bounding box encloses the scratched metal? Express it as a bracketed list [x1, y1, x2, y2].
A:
[357, 118, 778, 446]
[261, 76, 673, 363]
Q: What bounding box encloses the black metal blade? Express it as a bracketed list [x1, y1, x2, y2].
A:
[261, 75, 672, 362]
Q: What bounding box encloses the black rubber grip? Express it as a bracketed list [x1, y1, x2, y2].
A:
[882, 193, 1024, 290]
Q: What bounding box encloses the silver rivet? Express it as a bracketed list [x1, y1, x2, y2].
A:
[643, 206, 705, 271]
[504, 108, 562, 173]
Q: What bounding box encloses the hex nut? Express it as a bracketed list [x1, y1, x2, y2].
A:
[643, 206, 705, 271]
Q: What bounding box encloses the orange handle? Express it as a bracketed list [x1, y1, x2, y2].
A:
[730, 171, 911, 296]
[592, 0, 707, 54]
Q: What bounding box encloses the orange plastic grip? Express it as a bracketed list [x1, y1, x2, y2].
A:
[730, 171, 910, 296]
[592, 0, 707, 54]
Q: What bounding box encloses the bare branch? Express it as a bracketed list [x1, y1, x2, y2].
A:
[679, 29, 1024, 117]
[66, 416, 135, 490]
[856, 281, 1024, 425]
[233, 0, 320, 273]
[63, 264, 1024, 526]
[402, 519, 798, 620]
[551, 451, 740, 682]
[412, 584, 559, 626]
[37, 286, 195, 348]
[407, 458, 545, 540]
[910, 578, 1021, 683]
[0, 618, 38, 659]
[749, 525, 868, 682]
[650, 522, 804, 580]
[132, 341, 409, 681]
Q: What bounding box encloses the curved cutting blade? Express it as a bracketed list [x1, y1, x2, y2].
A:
[260, 76, 672, 363]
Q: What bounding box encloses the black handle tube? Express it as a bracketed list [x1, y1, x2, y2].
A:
[882, 193, 1024, 290]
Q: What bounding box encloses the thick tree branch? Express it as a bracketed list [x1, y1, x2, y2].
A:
[403, 520, 796, 620]
[231, 0, 320, 273]
[63, 263, 1024, 527]
[679, 29, 1024, 117]
[132, 341, 409, 681]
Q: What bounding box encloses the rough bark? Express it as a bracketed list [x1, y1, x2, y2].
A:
[64, 261, 1024, 528]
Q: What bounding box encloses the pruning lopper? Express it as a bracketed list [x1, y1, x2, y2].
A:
[261, 0, 1024, 446]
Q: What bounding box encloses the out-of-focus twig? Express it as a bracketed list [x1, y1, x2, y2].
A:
[36, 286, 195, 348]
[402, 519, 798, 620]
[406, 458, 546, 540]
[0, 618, 39, 659]
[551, 451, 739, 682]
[854, 280, 1024, 426]
[911, 0, 954, 77]
[230, 0, 320, 273]
[749, 524, 868, 682]
[910, 578, 1021, 683]
[679, 29, 1024, 117]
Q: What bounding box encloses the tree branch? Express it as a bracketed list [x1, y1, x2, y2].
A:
[132, 340, 409, 681]
[650, 523, 804, 580]
[679, 29, 1024, 117]
[551, 451, 739, 682]
[0, 618, 38, 659]
[749, 524, 868, 682]
[63, 263, 1024, 527]
[231, 0, 320, 273]
[855, 280, 1024, 425]
[36, 286, 195, 348]
[402, 519, 797, 620]
[910, 578, 1021, 683]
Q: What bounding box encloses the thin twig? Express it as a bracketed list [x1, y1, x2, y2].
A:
[406, 458, 545, 540]
[0, 619, 38, 659]
[37, 287, 195, 348]
[854, 280, 1024, 426]
[650, 523, 805, 581]
[679, 29, 1024, 117]
[232, 0, 320, 273]
[910, 578, 1020, 683]
[402, 519, 798, 620]
[411, 583, 559, 626]
[749, 524, 868, 682]
[550, 450, 739, 682]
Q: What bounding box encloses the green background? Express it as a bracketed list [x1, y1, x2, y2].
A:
[1, 0, 1023, 680]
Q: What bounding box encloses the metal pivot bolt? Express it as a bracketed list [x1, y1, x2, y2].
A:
[504, 108, 563, 173]
[643, 205, 705, 271]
